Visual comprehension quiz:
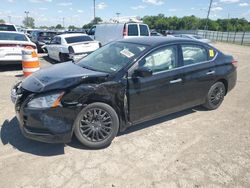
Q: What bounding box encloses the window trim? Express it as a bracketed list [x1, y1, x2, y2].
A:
[127, 42, 218, 78]
[180, 43, 218, 68]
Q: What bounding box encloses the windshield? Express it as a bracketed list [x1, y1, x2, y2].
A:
[0, 33, 28, 41]
[65, 36, 93, 44]
[77, 42, 149, 73]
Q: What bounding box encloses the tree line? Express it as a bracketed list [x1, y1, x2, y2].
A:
[143, 14, 250, 32]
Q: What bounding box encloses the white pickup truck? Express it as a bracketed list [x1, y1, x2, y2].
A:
[44, 33, 100, 62]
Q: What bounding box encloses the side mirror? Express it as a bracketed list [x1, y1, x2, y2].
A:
[134, 67, 153, 78]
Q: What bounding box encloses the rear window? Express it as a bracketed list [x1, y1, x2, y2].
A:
[65, 36, 93, 44]
[128, 24, 138, 36]
[181, 45, 208, 66]
[39, 32, 57, 37]
[0, 24, 16, 31]
[0, 33, 28, 41]
[139, 25, 149, 36]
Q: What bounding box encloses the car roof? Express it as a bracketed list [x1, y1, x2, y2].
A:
[58, 33, 88, 38]
[0, 31, 25, 35]
[117, 36, 203, 47]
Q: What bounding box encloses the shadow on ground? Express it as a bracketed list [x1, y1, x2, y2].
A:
[0, 64, 22, 72]
[0, 106, 205, 156]
[0, 117, 65, 156]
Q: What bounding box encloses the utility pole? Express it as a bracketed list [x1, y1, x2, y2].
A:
[204, 0, 213, 31]
[93, 0, 96, 23]
[116, 13, 121, 22]
[62, 17, 65, 28]
[24, 11, 29, 27]
[8, 16, 11, 23]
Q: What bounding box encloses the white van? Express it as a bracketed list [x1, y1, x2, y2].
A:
[88, 23, 150, 45]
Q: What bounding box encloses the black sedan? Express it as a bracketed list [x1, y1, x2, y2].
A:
[11, 37, 237, 148]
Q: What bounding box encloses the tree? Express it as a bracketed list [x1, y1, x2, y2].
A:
[68, 25, 77, 30]
[0, 19, 5, 24]
[55, 24, 63, 29]
[82, 17, 103, 29]
[23, 17, 35, 28]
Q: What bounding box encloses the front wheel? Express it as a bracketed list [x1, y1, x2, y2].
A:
[74, 102, 119, 149]
[203, 82, 226, 110]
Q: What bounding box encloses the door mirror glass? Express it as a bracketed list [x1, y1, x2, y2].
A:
[134, 67, 153, 78]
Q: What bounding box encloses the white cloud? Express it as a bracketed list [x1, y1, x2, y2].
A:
[168, 8, 178, 12]
[38, 7, 48, 10]
[220, 0, 240, 4]
[96, 2, 107, 10]
[211, 6, 223, 11]
[142, 0, 164, 5]
[239, 2, 249, 7]
[29, 0, 52, 3]
[131, 5, 146, 10]
[77, 9, 83, 13]
[7, 0, 14, 3]
[57, 2, 72, 6]
[57, 10, 62, 13]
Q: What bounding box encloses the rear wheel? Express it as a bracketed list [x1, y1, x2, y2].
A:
[74, 102, 119, 149]
[59, 53, 68, 62]
[203, 82, 226, 110]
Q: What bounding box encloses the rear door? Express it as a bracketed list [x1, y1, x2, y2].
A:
[139, 24, 150, 36]
[180, 43, 217, 106]
[128, 44, 186, 123]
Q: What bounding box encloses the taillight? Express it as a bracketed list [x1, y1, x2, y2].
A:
[68, 46, 74, 54]
[232, 60, 237, 68]
[24, 45, 36, 49]
[123, 25, 128, 36]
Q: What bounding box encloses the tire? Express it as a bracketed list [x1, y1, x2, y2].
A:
[74, 102, 119, 149]
[59, 53, 68, 62]
[203, 82, 226, 110]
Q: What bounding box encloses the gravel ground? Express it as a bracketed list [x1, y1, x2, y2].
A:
[0, 42, 250, 188]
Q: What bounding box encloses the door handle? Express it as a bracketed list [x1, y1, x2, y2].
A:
[206, 70, 215, 75]
[170, 78, 182, 84]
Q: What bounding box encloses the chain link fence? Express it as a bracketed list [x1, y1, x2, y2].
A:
[171, 30, 250, 46]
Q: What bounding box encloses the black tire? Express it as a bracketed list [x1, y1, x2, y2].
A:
[74, 102, 119, 149]
[203, 82, 226, 110]
[59, 53, 68, 62]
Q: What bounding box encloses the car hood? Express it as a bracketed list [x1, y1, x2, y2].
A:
[21, 62, 108, 93]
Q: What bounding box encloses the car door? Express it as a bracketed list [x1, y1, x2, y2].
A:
[127, 45, 186, 124]
[54, 37, 62, 61]
[180, 43, 216, 106]
[46, 37, 56, 59]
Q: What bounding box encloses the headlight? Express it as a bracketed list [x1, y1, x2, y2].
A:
[27, 92, 64, 108]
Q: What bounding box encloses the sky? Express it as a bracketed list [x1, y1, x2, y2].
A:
[0, 0, 250, 27]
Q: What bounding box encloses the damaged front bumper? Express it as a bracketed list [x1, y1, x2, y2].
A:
[13, 88, 80, 144]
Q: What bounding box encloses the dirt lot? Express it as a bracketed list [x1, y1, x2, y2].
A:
[0, 42, 250, 188]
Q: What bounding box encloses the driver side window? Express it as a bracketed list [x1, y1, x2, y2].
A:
[139, 45, 178, 73]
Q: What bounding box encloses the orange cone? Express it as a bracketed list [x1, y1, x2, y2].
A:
[22, 47, 40, 77]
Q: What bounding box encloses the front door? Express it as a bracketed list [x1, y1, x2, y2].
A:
[127, 45, 186, 123]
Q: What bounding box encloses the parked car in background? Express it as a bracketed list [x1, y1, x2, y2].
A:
[174, 34, 212, 44]
[0, 31, 36, 64]
[88, 22, 150, 45]
[0, 23, 17, 32]
[150, 30, 163, 36]
[30, 30, 62, 52]
[44, 33, 100, 62]
[11, 37, 237, 148]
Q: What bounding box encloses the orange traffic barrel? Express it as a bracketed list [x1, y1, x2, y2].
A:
[22, 47, 40, 77]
